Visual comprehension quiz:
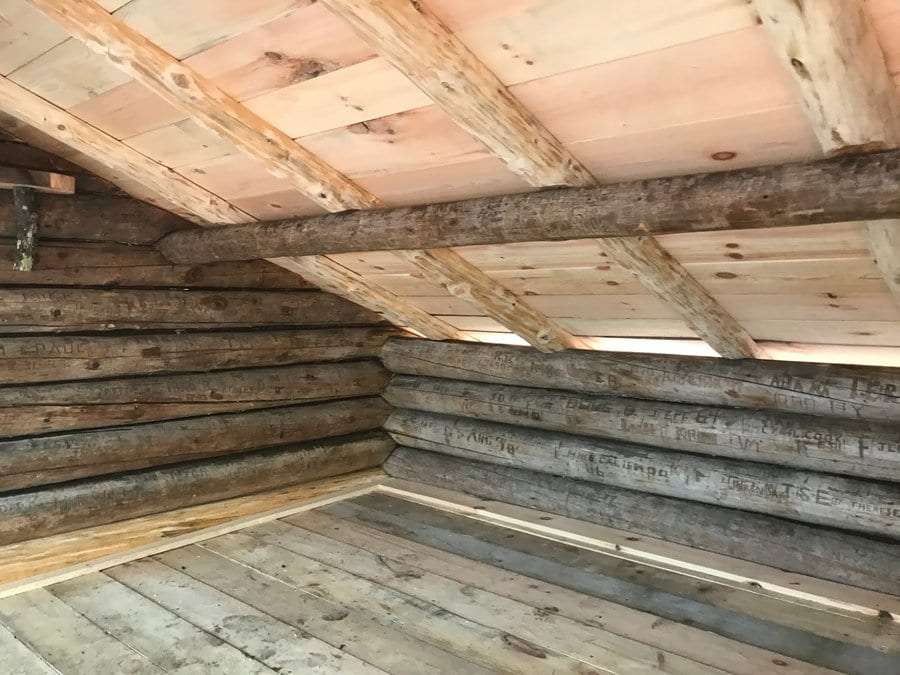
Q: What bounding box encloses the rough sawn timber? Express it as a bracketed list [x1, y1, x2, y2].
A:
[384, 375, 900, 480]
[0, 431, 394, 546]
[157, 149, 900, 262]
[381, 338, 900, 421]
[383, 448, 900, 595]
[385, 410, 900, 537]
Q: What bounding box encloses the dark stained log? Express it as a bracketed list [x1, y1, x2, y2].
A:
[157, 150, 900, 262]
[0, 239, 313, 288]
[0, 360, 388, 437]
[12, 186, 38, 272]
[0, 327, 394, 384]
[0, 287, 381, 332]
[383, 448, 900, 595]
[385, 410, 900, 537]
[0, 397, 391, 492]
[381, 338, 900, 422]
[0, 192, 187, 245]
[385, 376, 900, 481]
[0, 431, 393, 546]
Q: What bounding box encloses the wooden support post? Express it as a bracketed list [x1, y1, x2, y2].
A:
[12, 186, 37, 272]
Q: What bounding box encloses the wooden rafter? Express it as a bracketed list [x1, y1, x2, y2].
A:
[0, 71, 455, 339]
[324, 0, 758, 357]
[398, 248, 585, 351]
[753, 0, 900, 309]
[29, 0, 567, 349]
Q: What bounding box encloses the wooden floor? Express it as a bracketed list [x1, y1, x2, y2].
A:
[1, 491, 898, 674]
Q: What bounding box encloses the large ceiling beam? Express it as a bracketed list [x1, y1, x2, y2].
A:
[323, 0, 758, 357]
[29, 0, 573, 349]
[0, 72, 458, 339]
[157, 149, 900, 261]
[753, 0, 900, 308]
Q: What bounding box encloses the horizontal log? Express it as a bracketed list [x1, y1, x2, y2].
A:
[0, 191, 186, 245]
[0, 398, 391, 492]
[157, 150, 900, 262]
[0, 431, 393, 546]
[0, 287, 381, 332]
[0, 327, 394, 384]
[385, 376, 900, 480]
[0, 239, 312, 289]
[381, 338, 900, 422]
[385, 410, 900, 537]
[384, 448, 900, 595]
[0, 361, 388, 437]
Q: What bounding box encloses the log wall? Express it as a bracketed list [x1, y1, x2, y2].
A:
[0, 199, 395, 545]
[381, 338, 900, 593]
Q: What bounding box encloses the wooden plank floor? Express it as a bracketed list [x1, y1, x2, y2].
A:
[1, 491, 897, 674]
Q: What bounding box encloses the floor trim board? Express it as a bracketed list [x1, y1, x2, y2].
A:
[0, 468, 385, 598]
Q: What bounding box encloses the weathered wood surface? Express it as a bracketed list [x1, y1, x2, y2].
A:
[0, 398, 390, 492]
[0, 327, 394, 384]
[0, 287, 381, 332]
[397, 248, 583, 351]
[602, 236, 760, 358]
[385, 411, 900, 537]
[0, 360, 388, 436]
[381, 338, 900, 421]
[12, 186, 38, 272]
[385, 375, 900, 480]
[0, 239, 314, 288]
[29, 0, 381, 214]
[157, 150, 900, 262]
[0, 191, 186, 245]
[0, 469, 383, 596]
[0, 431, 393, 546]
[384, 448, 900, 595]
[292, 511, 821, 675]
[329, 492, 900, 672]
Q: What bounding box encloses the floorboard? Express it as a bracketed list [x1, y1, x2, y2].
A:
[0, 487, 896, 674]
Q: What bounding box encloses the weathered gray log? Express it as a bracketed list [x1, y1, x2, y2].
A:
[12, 186, 37, 272]
[0, 238, 313, 288]
[0, 397, 391, 492]
[0, 327, 394, 384]
[157, 149, 900, 262]
[381, 338, 900, 422]
[385, 410, 900, 537]
[0, 431, 393, 546]
[384, 448, 900, 594]
[385, 375, 900, 480]
[0, 360, 388, 436]
[0, 287, 381, 332]
[0, 191, 186, 245]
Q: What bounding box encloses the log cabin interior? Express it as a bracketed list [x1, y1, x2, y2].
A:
[0, 0, 898, 672]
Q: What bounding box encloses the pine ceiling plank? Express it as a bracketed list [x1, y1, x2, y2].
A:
[398, 248, 585, 351]
[753, 0, 900, 310]
[323, 0, 759, 357]
[0, 74, 248, 224]
[322, 0, 594, 188]
[0, 62, 457, 341]
[24, 0, 518, 343]
[27, 0, 381, 213]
